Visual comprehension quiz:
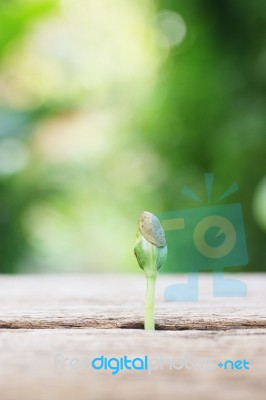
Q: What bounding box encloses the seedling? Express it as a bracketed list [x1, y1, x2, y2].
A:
[134, 211, 167, 330]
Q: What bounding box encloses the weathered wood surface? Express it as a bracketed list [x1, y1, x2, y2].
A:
[0, 274, 265, 330]
[0, 274, 265, 400]
[0, 328, 265, 400]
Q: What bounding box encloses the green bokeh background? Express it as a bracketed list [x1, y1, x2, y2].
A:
[0, 0, 265, 273]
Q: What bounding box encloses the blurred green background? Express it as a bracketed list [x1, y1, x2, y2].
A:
[0, 0, 265, 274]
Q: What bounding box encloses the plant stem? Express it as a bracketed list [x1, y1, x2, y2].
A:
[144, 274, 157, 330]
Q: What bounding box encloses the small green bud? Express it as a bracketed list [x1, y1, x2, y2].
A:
[134, 211, 167, 277]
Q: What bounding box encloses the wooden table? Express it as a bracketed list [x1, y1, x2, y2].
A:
[0, 274, 265, 400]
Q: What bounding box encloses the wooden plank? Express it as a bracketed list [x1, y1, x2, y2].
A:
[0, 274, 265, 399]
[0, 274, 265, 330]
[0, 328, 265, 400]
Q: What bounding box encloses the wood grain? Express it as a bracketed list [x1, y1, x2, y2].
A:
[0, 274, 265, 330]
[0, 274, 265, 400]
[0, 328, 265, 400]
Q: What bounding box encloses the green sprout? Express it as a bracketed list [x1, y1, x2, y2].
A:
[134, 211, 167, 330]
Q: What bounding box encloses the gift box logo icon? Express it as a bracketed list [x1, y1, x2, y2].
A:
[160, 203, 248, 270]
[156, 173, 249, 301]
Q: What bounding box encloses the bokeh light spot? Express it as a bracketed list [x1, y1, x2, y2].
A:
[155, 10, 187, 49]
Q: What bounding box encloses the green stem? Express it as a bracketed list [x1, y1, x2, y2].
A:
[144, 275, 157, 330]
